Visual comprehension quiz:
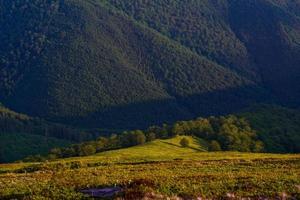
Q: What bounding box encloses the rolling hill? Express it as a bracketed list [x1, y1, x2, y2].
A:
[1, 1, 300, 198]
[91, 136, 208, 162]
[20, 107, 300, 163]
[1, 104, 300, 163]
[0, 0, 300, 164]
[1, 136, 299, 199]
[1, 0, 299, 129]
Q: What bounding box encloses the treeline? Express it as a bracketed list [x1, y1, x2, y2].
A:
[28, 115, 263, 161]
[240, 105, 300, 153]
[0, 106, 93, 142]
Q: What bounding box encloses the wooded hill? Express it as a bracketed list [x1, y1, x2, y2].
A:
[21, 105, 300, 162]
[0, 0, 299, 129]
[0, 105, 94, 162]
[0, 103, 299, 162]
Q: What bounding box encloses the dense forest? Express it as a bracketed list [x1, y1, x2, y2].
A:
[0, 106, 94, 162]
[240, 105, 300, 153]
[25, 115, 264, 161]
[107, 0, 300, 105]
[0, 0, 299, 129]
[24, 105, 300, 162]
[1, 103, 299, 163]
[0, 0, 299, 162]
[0, 106, 95, 141]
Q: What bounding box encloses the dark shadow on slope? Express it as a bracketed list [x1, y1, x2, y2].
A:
[61, 85, 277, 130]
[195, 138, 209, 152]
[161, 141, 182, 148]
[227, 0, 300, 108]
[161, 141, 203, 152]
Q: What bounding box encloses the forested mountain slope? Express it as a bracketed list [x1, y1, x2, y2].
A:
[107, 0, 300, 106]
[0, 105, 92, 162]
[1, 102, 299, 162]
[22, 105, 300, 163]
[0, 0, 299, 129]
[240, 105, 300, 153]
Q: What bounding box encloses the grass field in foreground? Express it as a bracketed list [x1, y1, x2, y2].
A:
[0, 136, 299, 199]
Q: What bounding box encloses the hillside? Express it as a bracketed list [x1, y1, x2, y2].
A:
[0, 133, 71, 163]
[1, 105, 299, 163]
[240, 105, 300, 153]
[0, 106, 93, 162]
[105, 0, 300, 107]
[2, 0, 299, 129]
[0, 1, 300, 199]
[1, 136, 299, 199]
[92, 136, 208, 162]
[21, 109, 299, 163]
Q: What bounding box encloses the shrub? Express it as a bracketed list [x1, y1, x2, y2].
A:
[79, 145, 96, 156]
[209, 140, 222, 151]
[147, 132, 156, 142]
[180, 138, 190, 147]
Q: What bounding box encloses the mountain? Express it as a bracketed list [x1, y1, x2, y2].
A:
[0, 0, 299, 129]
[107, 0, 300, 106]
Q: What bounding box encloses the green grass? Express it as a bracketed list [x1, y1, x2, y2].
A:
[91, 136, 208, 162]
[61, 136, 298, 164]
[0, 136, 299, 199]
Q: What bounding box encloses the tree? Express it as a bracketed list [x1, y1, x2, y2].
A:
[48, 153, 58, 160]
[180, 138, 190, 147]
[95, 140, 105, 152]
[133, 130, 146, 145]
[49, 148, 62, 158]
[159, 124, 169, 138]
[209, 140, 222, 151]
[23, 154, 45, 162]
[79, 145, 96, 156]
[62, 147, 76, 158]
[252, 141, 264, 152]
[172, 123, 185, 136]
[108, 134, 119, 148]
[147, 132, 156, 142]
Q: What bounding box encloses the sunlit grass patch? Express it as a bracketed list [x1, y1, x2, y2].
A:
[0, 136, 299, 199]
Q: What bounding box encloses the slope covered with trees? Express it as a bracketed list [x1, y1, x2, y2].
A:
[1, 0, 293, 129]
[107, 0, 300, 107]
[0, 133, 70, 163]
[35, 108, 299, 161]
[240, 105, 300, 153]
[0, 0, 299, 162]
[1, 104, 299, 162]
[0, 106, 92, 162]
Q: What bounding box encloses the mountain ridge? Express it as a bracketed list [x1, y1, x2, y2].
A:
[0, 0, 299, 129]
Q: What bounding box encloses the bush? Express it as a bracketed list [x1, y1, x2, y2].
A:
[79, 145, 96, 156]
[135, 131, 146, 145]
[209, 140, 222, 151]
[147, 132, 156, 142]
[180, 138, 190, 147]
[252, 141, 264, 152]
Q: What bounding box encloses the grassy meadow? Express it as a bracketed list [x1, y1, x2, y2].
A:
[0, 136, 299, 199]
